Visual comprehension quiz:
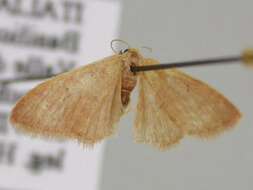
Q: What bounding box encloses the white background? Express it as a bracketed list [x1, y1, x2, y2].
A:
[99, 1, 253, 190]
[0, 0, 121, 190]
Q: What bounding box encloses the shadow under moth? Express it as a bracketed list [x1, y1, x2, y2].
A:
[9, 46, 253, 150]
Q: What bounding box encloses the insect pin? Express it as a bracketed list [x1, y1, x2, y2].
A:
[7, 40, 253, 150]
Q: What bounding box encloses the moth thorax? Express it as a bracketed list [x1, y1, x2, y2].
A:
[121, 55, 138, 107]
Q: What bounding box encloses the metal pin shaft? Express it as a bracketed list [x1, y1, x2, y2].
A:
[0, 55, 246, 84]
[0, 75, 55, 85]
[131, 56, 242, 72]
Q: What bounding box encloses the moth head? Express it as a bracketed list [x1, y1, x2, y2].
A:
[119, 48, 129, 54]
[119, 48, 140, 54]
[125, 48, 144, 66]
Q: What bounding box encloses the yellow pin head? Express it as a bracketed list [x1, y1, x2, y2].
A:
[242, 48, 253, 66]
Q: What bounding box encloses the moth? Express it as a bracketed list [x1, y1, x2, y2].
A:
[10, 47, 251, 150]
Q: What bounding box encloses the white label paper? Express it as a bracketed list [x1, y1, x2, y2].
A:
[0, 0, 121, 189]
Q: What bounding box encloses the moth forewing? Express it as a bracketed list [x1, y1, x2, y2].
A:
[10, 55, 125, 145]
[162, 69, 241, 138]
[134, 58, 241, 150]
[134, 59, 184, 150]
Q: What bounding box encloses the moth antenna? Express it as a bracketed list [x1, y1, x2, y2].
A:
[242, 48, 253, 66]
[110, 39, 131, 54]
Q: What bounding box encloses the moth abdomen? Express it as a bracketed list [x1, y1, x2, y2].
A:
[120, 50, 139, 106]
[121, 66, 137, 106]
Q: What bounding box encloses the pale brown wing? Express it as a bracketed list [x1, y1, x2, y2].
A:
[134, 60, 184, 150]
[10, 55, 124, 145]
[135, 58, 241, 150]
[162, 66, 241, 137]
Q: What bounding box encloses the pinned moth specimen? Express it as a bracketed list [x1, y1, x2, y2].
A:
[9, 46, 253, 150]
